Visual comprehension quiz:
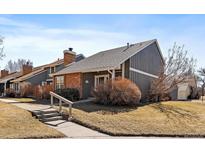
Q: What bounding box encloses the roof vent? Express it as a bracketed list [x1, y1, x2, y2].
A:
[127, 43, 130, 48]
[123, 42, 130, 52]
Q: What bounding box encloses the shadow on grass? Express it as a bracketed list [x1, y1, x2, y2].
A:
[151, 103, 199, 121]
[73, 101, 139, 114]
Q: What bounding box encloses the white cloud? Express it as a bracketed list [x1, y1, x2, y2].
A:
[0, 16, 135, 67]
[0, 16, 41, 29]
[1, 15, 205, 69]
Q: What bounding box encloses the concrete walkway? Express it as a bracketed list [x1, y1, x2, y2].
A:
[0, 98, 109, 138]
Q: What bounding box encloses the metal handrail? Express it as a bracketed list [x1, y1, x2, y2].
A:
[50, 91, 73, 118]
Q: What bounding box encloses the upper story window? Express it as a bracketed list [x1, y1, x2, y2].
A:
[55, 76, 64, 90]
[50, 67, 55, 74]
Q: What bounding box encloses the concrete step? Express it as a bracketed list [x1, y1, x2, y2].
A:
[35, 112, 61, 119]
[32, 109, 58, 116]
[31, 108, 68, 125]
[44, 120, 67, 126]
[39, 116, 64, 122]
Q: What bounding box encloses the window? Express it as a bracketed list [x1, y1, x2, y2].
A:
[55, 76, 64, 90]
[10, 84, 14, 90]
[50, 67, 55, 74]
[14, 83, 19, 92]
[94, 75, 109, 88]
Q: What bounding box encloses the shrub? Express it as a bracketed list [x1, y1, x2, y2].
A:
[42, 84, 53, 99]
[55, 88, 80, 101]
[93, 77, 141, 106]
[148, 92, 171, 102]
[33, 84, 53, 99]
[33, 85, 43, 99]
[92, 82, 111, 105]
[20, 82, 33, 97]
[5, 88, 16, 97]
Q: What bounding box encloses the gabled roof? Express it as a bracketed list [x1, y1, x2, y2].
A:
[11, 68, 47, 83]
[0, 72, 22, 83]
[34, 59, 64, 70]
[11, 54, 85, 82]
[53, 39, 164, 75]
[8, 60, 62, 83]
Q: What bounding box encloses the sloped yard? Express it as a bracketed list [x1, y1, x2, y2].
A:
[0, 102, 65, 139]
[67, 101, 205, 137]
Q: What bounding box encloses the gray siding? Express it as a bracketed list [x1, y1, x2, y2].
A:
[25, 71, 47, 86]
[124, 59, 130, 78]
[130, 42, 163, 76]
[82, 73, 94, 98]
[46, 64, 65, 79]
[82, 71, 111, 98]
[129, 42, 164, 98]
[45, 69, 50, 79]
[130, 71, 153, 97]
[56, 64, 64, 72]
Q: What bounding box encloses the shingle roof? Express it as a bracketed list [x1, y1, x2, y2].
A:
[10, 54, 85, 82]
[53, 39, 161, 75]
[34, 59, 64, 70]
[0, 72, 22, 83]
[8, 59, 62, 83]
[11, 68, 47, 83]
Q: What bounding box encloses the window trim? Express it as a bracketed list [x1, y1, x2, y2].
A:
[94, 74, 109, 88]
[55, 75, 64, 90]
[50, 67, 56, 74]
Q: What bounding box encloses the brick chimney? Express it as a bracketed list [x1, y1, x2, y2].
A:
[0, 69, 9, 78]
[22, 63, 33, 75]
[63, 48, 76, 66]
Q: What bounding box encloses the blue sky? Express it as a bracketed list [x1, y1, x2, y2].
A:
[0, 14, 204, 69]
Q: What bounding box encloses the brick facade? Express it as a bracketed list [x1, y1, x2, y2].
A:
[54, 73, 83, 98]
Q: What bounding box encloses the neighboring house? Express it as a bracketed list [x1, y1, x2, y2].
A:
[2, 49, 84, 94]
[0, 48, 85, 95]
[0, 70, 22, 96]
[170, 75, 197, 100]
[52, 39, 164, 99]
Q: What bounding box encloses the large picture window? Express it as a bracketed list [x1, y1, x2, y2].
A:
[55, 76, 64, 90]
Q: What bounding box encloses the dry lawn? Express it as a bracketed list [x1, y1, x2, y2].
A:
[66, 101, 205, 137]
[5, 98, 36, 103]
[0, 102, 65, 139]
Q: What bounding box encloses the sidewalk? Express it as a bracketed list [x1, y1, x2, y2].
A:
[0, 98, 109, 138]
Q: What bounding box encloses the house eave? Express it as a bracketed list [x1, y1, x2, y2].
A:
[52, 66, 121, 76]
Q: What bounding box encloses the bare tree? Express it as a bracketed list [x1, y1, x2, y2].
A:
[150, 43, 196, 101]
[0, 35, 5, 60]
[197, 68, 205, 100]
[5, 59, 33, 73]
